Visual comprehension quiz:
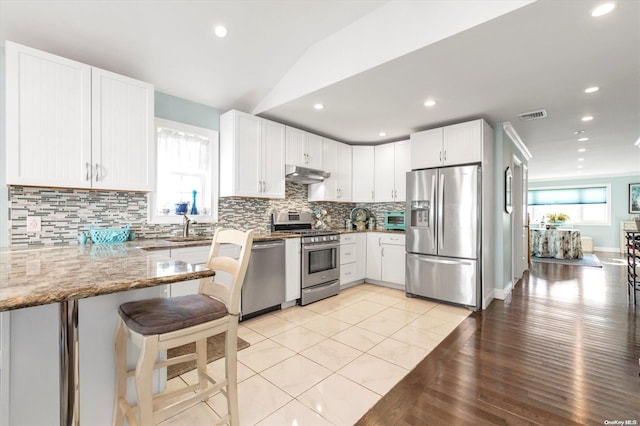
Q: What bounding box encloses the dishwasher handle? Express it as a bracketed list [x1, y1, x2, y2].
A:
[252, 241, 285, 250]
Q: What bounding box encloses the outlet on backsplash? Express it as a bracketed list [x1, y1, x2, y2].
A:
[26, 216, 41, 232]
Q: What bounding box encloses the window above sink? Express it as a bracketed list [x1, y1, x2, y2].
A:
[148, 118, 219, 224]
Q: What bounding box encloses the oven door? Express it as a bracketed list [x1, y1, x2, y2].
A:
[301, 242, 340, 288]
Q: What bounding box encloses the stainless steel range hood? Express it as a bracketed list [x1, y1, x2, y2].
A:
[285, 164, 330, 184]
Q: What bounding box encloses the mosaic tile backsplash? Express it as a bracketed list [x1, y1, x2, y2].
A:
[8, 183, 404, 246]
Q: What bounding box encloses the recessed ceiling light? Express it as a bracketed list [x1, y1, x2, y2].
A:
[591, 2, 615, 17]
[584, 86, 600, 93]
[578, 137, 589, 142]
[581, 115, 594, 121]
[313, 103, 324, 110]
[423, 99, 436, 107]
[379, 132, 387, 137]
[578, 148, 587, 152]
[214, 25, 228, 38]
[578, 165, 584, 169]
[578, 158, 585, 161]
[573, 130, 585, 134]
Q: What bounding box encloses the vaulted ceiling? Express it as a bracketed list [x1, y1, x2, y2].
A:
[1, 0, 638, 181]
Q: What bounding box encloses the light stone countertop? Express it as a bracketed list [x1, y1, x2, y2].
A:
[0, 242, 214, 312]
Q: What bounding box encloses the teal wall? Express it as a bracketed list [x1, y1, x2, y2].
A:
[493, 125, 529, 293]
[529, 175, 639, 250]
[155, 92, 222, 131]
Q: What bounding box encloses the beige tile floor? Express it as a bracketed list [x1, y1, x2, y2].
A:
[158, 283, 470, 426]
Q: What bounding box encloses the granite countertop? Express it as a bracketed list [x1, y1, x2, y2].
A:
[0, 243, 215, 312]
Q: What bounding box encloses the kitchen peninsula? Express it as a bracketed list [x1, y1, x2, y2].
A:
[0, 242, 216, 425]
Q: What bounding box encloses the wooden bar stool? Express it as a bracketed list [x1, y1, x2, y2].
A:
[113, 228, 254, 426]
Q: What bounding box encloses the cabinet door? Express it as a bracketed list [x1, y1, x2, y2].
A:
[374, 144, 395, 202]
[169, 246, 210, 296]
[352, 146, 375, 202]
[285, 238, 301, 301]
[304, 133, 323, 169]
[323, 138, 339, 200]
[410, 127, 443, 170]
[443, 120, 482, 166]
[336, 142, 352, 201]
[366, 232, 382, 281]
[355, 233, 367, 279]
[91, 68, 154, 191]
[235, 112, 262, 196]
[285, 126, 305, 167]
[6, 41, 92, 188]
[394, 140, 411, 201]
[261, 119, 285, 198]
[381, 244, 406, 286]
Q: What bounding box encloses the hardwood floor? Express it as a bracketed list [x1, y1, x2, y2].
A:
[358, 253, 640, 425]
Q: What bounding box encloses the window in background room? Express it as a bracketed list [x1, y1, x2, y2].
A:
[527, 184, 610, 226]
[149, 118, 218, 224]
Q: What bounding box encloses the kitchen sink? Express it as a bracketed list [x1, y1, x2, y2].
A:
[164, 237, 211, 243]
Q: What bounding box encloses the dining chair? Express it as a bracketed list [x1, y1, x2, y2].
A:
[113, 228, 254, 426]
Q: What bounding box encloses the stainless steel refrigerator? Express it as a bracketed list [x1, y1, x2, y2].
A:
[405, 164, 481, 310]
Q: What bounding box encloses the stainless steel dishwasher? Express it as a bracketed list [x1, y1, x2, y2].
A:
[241, 239, 286, 320]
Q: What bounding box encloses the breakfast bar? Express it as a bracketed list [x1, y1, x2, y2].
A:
[0, 243, 216, 425]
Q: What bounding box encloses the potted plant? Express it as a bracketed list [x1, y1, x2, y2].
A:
[546, 213, 570, 228]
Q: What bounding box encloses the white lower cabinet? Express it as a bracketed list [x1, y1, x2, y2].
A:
[366, 232, 406, 287]
[168, 246, 210, 297]
[340, 233, 366, 286]
[285, 238, 301, 302]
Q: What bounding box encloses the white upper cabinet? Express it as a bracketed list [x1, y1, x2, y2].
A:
[6, 41, 154, 191]
[352, 146, 375, 203]
[220, 110, 285, 199]
[285, 127, 322, 170]
[374, 140, 410, 202]
[336, 142, 352, 201]
[91, 68, 154, 191]
[411, 120, 485, 170]
[308, 139, 352, 202]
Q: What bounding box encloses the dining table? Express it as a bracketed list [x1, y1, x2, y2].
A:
[0, 242, 216, 426]
[530, 228, 584, 259]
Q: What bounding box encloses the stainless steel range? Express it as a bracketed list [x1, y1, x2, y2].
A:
[272, 211, 340, 305]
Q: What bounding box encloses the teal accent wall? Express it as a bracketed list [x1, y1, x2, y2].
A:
[155, 92, 222, 131]
[529, 175, 639, 250]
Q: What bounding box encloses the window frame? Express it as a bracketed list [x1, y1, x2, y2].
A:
[148, 118, 219, 225]
[527, 183, 612, 226]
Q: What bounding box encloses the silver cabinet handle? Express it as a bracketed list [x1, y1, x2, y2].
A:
[94, 163, 100, 181]
[381, 247, 385, 257]
[85, 162, 91, 181]
[444, 150, 447, 161]
[371, 190, 374, 201]
[263, 180, 268, 192]
[440, 151, 442, 162]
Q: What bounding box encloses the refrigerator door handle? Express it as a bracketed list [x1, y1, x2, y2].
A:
[438, 173, 445, 252]
[431, 174, 437, 249]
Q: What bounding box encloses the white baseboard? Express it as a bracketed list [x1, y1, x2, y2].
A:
[483, 288, 494, 309]
[593, 246, 619, 253]
[494, 280, 514, 300]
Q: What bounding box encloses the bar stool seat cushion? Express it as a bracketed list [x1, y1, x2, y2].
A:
[118, 294, 228, 335]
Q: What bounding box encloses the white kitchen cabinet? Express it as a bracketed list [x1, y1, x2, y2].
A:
[366, 232, 382, 281]
[380, 234, 406, 286]
[410, 119, 486, 170]
[373, 140, 410, 202]
[6, 41, 154, 191]
[308, 139, 352, 202]
[285, 237, 301, 302]
[285, 127, 323, 170]
[352, 146, 376, 202]
[366, 232, 405, 287]
[340, 233, 367, 286]
[220, 110, 285, 199]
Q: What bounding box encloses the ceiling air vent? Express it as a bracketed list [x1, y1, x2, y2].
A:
[517, 109, 548, 121]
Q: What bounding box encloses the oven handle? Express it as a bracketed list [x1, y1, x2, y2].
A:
[302, 242, 340, 251]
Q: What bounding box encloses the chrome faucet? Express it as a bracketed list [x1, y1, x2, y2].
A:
[182, 214, 197, 237]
